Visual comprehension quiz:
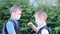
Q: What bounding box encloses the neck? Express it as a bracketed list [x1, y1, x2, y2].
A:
[11, 15, 16, 20]
[38, 20, 46, 27]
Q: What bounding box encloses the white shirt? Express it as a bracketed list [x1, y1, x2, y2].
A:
[37, 23, 49, 34]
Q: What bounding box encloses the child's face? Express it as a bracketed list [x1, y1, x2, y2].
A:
[34, 14, 44, 26]
[12, 10, 21, 20]
[16, 10, 21, 20]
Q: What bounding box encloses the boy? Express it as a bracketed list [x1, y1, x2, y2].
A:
[28, 10, 52, 34]
[2, 5, 22, 34]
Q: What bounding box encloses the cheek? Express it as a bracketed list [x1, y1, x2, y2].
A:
[41, 17, 45, 21]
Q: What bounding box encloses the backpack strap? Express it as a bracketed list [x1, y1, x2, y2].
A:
[9, 19, 21, 34]
[5, 20, 9, 34]
[2, 19, 21, 34]
[37, 26, 52, 34]
[2, 20, 8, 34]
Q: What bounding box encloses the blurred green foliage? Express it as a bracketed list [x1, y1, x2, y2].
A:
[0, 0, 60, 34]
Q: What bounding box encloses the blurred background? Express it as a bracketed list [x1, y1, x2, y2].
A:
[0, 0, 59, 34]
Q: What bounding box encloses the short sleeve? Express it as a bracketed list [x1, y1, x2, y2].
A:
[6, 21, 16, 34]
[41, 29, 49, 34]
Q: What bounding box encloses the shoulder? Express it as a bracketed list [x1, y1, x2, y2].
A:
[6, 20, 16, 34]
[6, 20, 14, 27]
[7, 20, 13, 24]
[41, 29, 49, 34]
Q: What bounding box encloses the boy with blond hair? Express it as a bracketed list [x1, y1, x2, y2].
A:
[28, 10, 52, 34]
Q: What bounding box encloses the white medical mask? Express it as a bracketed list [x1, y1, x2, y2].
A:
[35, 19, 43, 26]
[15, 15, 21, 20]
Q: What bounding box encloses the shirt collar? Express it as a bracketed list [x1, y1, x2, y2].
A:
[9, 17, 19, 26]
[9, 17, 18, 22]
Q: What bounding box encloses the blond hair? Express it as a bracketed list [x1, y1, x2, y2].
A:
[10, 5, 21, 13]
[34, 10, 48, 20]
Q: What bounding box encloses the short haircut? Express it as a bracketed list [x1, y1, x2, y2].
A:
[34, 10, 48, 19]
[10, 5, 21, 13]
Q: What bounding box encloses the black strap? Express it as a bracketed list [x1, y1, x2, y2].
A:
[37, 26, 52, 34]
[5, 19, 21, 34]
[9, 19, 21, 34]
[5, 20, 8, 34]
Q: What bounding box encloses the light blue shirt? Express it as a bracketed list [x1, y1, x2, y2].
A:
[6, 18, 18, 34]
